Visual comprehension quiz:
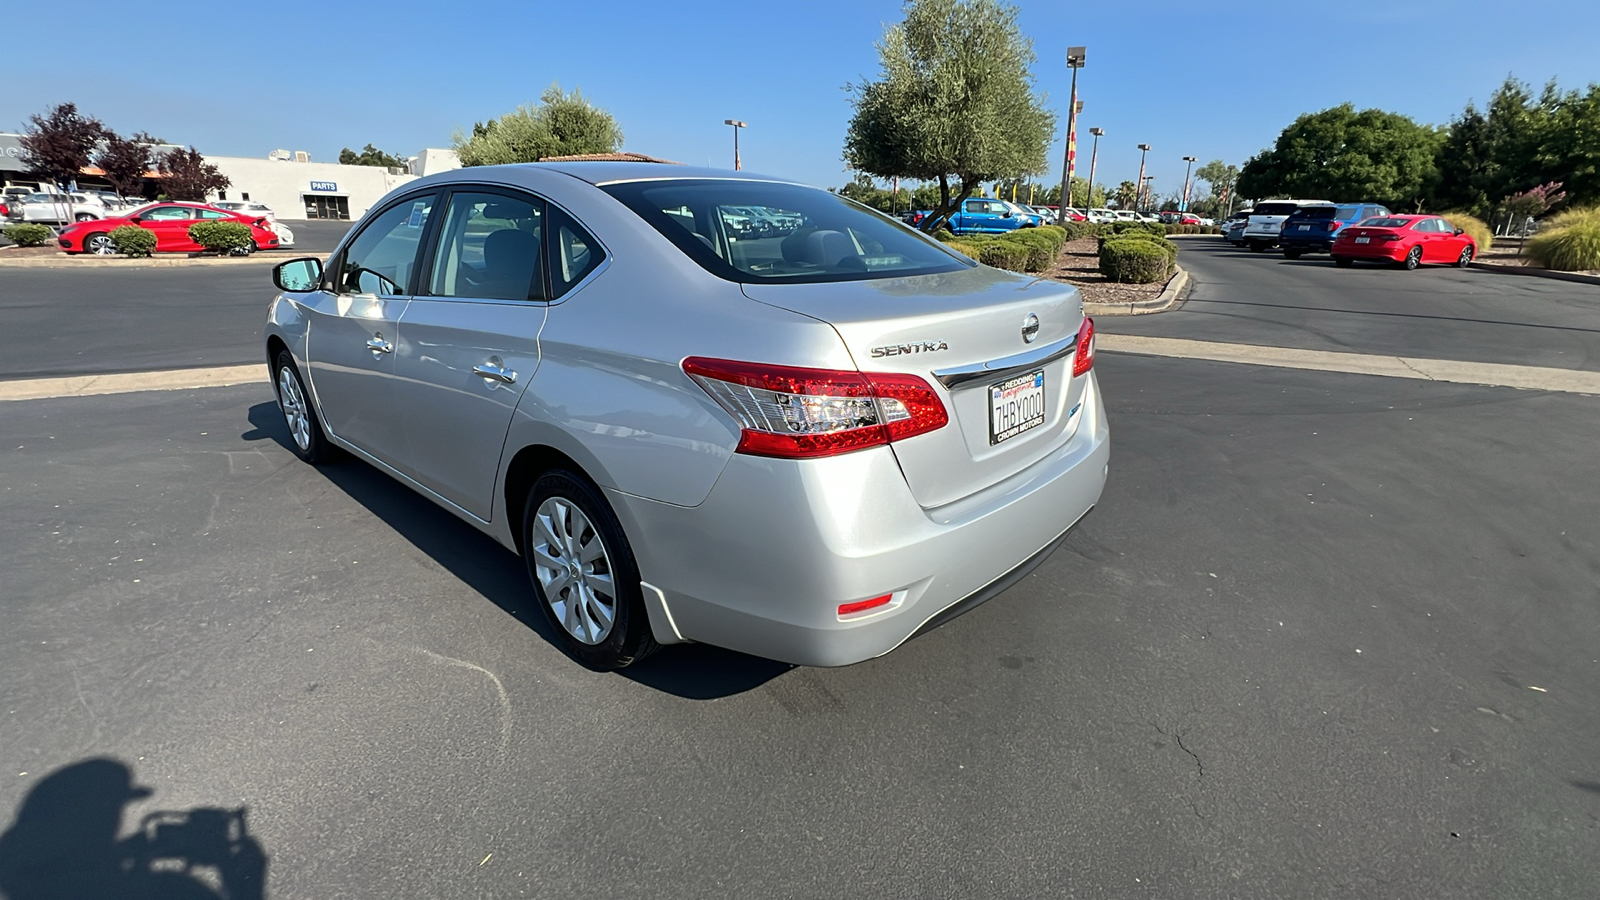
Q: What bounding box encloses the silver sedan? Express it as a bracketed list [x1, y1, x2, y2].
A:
[265, 163, 1109, 669]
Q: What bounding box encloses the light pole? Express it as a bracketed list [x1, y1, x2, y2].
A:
[1086, 127, 1104, 212]
[1135, 143, 1151, 213]
[1141, 176, 1154, 213]
[723, 119, 747, 170]
[1180, 156, 1197, 213]
[1056, 46, 1086, 226]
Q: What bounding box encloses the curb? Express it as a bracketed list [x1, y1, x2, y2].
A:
[1083, 266, 1188, 316]
[1469, 261, 1600, 287]
[0, 253, 307, 268]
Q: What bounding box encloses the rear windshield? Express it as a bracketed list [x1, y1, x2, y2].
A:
[1252, 202, 1299, 216]
[1361, 218, 1412, 228]
[1288, 207, 1337, 220]
[1335, 205, 1363, 220]
[600, 179, 972, 284]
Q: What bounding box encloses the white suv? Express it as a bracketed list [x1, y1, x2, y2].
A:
[1242, 199, 1323, 252]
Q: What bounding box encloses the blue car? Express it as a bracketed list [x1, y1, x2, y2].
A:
[1279, 202, 1391, 257]
[942, 198, 1038, 235]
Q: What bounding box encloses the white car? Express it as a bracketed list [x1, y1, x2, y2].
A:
[1135, 212, 1160, 224]
[1087, 208, 1117, 224]
[1112, 210, 1138, 223]
[213, 200, 278, 221]
[1242, 199, 1324, 252]
[4, 192, 106, 224]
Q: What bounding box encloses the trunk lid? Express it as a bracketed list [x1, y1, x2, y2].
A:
[742, 266, 1088, 509]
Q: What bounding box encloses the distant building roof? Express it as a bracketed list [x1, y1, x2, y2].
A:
[536, 151, 682, 164]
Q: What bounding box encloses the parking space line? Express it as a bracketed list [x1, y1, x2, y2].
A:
[0, 365, 265, 402]
[1100, 334, 1600, 395]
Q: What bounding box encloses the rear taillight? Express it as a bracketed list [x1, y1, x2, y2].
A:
[683, 357, 948, 459]
[1379, 234, 1402, 242]
[1072, 317, 1096, 377]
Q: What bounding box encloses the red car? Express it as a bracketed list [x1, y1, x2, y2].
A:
[1330, 214, 1476, 270]
[56, 202, 280, 256]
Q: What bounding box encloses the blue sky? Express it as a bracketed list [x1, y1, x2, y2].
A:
[9, 0, 1600, 199]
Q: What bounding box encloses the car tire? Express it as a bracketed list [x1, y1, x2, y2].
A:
[85, 232, 114, 256]
[272, 350, 337, 464]
[1333, 256, 1353, 267]
[1283, 249, 1302, 260]
[523, 471, 658, 671]
[1403, 246, 1422, 270]
[1456, 247, 1474, 268]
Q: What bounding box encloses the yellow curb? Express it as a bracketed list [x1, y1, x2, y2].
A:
[0, 365, 266, 402]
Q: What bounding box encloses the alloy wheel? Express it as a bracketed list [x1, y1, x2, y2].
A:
[531, 498, 617, 645]
[1457, 247, 1473, 268]
[87, 234, 115, 256]
[276, 366, 312, 451]
[1405, 247, 1422, 270]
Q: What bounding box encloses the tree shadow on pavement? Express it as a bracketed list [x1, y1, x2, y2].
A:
[243, 402, 791, 699]
[0, 758, 266, 900]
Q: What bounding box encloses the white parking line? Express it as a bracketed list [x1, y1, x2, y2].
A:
[3, 338, 1599, 402]
[1098, 335, 1600, 395]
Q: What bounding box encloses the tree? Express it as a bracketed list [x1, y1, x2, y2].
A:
[158, 148, 230, 201]
[842, 0, 1057, 231]
[1112, 180, 1137, 209]
[1194, 159, 1238, 202]
[19, 102, 104, 187]
[1237, 104, 1443, 210]
[94, 130, 153, 198]
[338, 144, 406, 168]
[453, 84, 623, 166]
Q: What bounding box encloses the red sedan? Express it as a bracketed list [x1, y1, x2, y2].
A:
[56, 202, 280, 256]
[1330, 214, 1476, 270]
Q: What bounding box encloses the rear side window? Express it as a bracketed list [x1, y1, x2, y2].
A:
[1253, 202, 1299, 216]
[547, 205, 605, 298]
[143, 206, 194, 221]
[601, 179, 970, 285]
[1335, 205, 1362, 220]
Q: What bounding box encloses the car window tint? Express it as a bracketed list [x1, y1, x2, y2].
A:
[1253, 202, 1299, 216]
[1363, 218, 1410, 228]
[143, 206, 193, 221]
[548, 206, 605, 298]
[196, 209, 231, 219]
[428, 191, 545, 302]
[337, 194, 434, 296]
[965, 200, 983, 213]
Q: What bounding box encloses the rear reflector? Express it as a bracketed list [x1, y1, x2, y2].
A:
[1072, 317, 1096, 377]
[683, 357, 948, 459]
[838, 594, 893, 616]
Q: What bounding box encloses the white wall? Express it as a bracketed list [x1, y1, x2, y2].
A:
[409, 148, 460, 177]
[204, 156, 419, 221]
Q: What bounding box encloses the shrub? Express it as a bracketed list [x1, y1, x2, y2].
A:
[109, 226, 157, 257]
[945, 241, 980, 259]
[1002, 230, 1061, 271]
[1540, 205, 1600, 231]
[979, 241, 1031, 272]
[1034, 224, 1068, 248]
[2, 223, 53, 247]
[1097, 231, 1178, 264]
[1525, 219, 1600, 271]
[188, 220, 255, 254]
[1099, 238, 1172, 283]
[1112, 221, 1167, 236]
[1438, 211, 1492, 253]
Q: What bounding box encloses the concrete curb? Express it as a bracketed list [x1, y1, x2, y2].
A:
[1083, 266, 1188, 317]
[0, 365, 266, 402]
[1469, 261, 1600, 287]
[0, 252, 307, 268]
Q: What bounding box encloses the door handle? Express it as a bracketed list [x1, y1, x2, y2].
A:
[473, 362, 517, 384]
[366, 334, 393, 354]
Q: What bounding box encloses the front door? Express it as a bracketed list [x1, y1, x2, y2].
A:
[392, 188, 549, 520]
[137, 204, 201, 250]
[302, 192, 437, 466]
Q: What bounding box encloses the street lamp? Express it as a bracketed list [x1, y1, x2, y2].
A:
[1135, 143, 1151, 213]
[1180, 156, 1197, 213]
[1056, 45, 1086, 226]
[724, 119, 747, 170]
[1086, 127, 1104, 212]
[1141, 175, 1154, 212]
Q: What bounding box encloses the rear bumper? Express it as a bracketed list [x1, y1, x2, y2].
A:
[610, 372, 1111, 667]
[1279, 237, 1335, 252]
[1333, 242, 1407, 261]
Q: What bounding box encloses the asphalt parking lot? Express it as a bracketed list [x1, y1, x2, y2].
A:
[3, 241, 1600, 897]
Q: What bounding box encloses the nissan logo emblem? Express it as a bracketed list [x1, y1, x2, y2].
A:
[1021, 313, 1040, 344]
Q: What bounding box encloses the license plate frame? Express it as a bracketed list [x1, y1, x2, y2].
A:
[989, 370, 1046, 445]
[1355, 236, 1370, 244]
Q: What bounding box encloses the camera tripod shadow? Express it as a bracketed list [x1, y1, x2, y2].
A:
[0, 758, 266, 900]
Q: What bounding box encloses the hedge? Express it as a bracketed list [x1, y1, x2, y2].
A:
[1111, 221, 1168, 237]
[1099, 238, 1172, 283]
[1438, 211, 1492, 253]
[109, 225, 157, 257]
[189, 221, 255, 254]
[945, 241, 980, 259]
[2, 223, 53, 247]
[979, 241, 1032, 272]
[1097, 230, 1178, 263]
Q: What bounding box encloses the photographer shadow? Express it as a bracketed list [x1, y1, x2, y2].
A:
[0, 758, 265, 900]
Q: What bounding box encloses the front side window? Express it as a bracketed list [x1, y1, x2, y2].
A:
[337, 193, 435, 296]
[142, 206, 194, 221]
[602, 179, 971, 285]
[427, 190, 545, 302]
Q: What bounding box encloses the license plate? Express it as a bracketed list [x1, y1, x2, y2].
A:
[1297, 224, 1310, 231]
[990, 371, 1046, 445]
[1355, 237, 1370, 244]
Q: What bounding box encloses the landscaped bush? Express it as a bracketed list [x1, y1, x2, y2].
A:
[1438, 211, 1492, 252]
[1525, 216, 1600, 271]
[1111, 221, 1167, 237]
[1099, 238, 1173, 283]
[932, 227, 956, 242]
[944, 241, 980, 259]
[188, 221, 255, 254]
[1097, 230, 1178, 264]
[1541, 206, 1600, 231]
[1034, 224, 1068, 248]
[978, 241, 1032, 272]
[1004, 229, 1062, 271]
[2, 223, 53, 247]
[109, 226, 157, 257]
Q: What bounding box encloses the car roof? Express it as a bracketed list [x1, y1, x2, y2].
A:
[515, 161, 805, 187]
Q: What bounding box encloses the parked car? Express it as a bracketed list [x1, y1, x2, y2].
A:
[1330, 214, 1477, 269]
[5, 192, 107, 224]
[1222, 209, 1252, 245]
[1241, 199, 1322, 251]
[1278, 202, 1392, 258]
[1086, 208, 1117, 224]
[1135, 212, 1160, 224]
[212, 200, 278, 221]
[263, 163, 1110, 670]
[944, 197, 1038, 234]
[56, 202, 280, 255]
[1112, 210, 1138, 223]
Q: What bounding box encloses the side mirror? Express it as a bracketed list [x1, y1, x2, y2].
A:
[128, 215, 142, 224]
[1001, 211, 1013, 218]
[1454, 227, 1465, 235]
[273, 257, 324, 292]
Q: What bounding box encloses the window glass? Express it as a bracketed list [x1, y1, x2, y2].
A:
[548, 206, 606, 298]
[1253, 202, 1299, 217]
[965, 200, 984, 213]
[427, 191, 545, 301]
[143, 206, 195, 221]
[1362, 217, 1411, 228]
[196, 209, 231, 219]
[336, 193, 435, 296]
[602, 179, 970, 285]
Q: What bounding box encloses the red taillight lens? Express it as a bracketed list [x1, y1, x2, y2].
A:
[1072, 317, 1096, 377]
[683, 357, 948, 459]
[838, 594, 893, 617]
